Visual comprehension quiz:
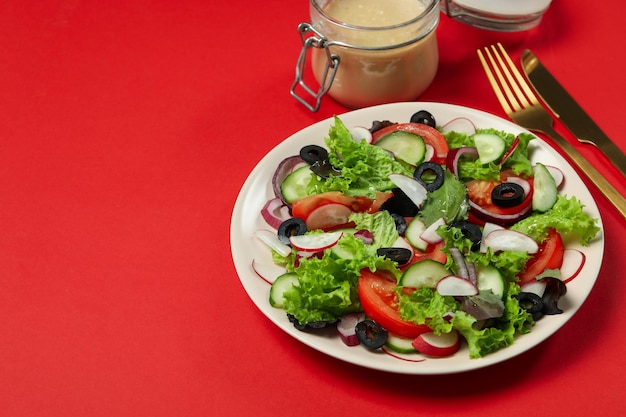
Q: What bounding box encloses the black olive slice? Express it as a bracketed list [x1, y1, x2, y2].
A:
[491, 182, 525, 208]
[541, 277, 567, 315]
[413, 161, 444, 192]
[380, 188, 419, 217]
[376, 247, 413, 265]
[309, 159, 340, 178]
[369, 120, 395, 133]
[355, 320, 388, 349]
[299, 145, 328, 165]
[514, 292, 544, 321]
[277, 218, 307, 245]
[390, 213, 407, 235]
[410, 110, 437, 128]
[449, 221, 482, 251]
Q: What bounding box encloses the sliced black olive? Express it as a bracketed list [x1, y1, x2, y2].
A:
[380, 188, 419, 217]
[514, 292, 544, 321]
[369, 120, 395, 133]
[376, 247, 413, 265]
[491, 182, 525, 208]
[410, 110, 436, 128]
[355, 320, 388, 349]
[310, 159, 340, 178]
[287, 314, 337, 331]
[541, 277, 567, 315]
[413, 161, 445, 192]
[449, 220, 482, 251]
[299, 144, 328, 165]
[277, 217, 307, 245]
[390, 213, 407, 235]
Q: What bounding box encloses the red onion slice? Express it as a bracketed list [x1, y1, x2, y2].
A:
[261, 197, 292, 229]
[446, 147, 479, 178]
[272, 155, 306, 205]
[468, 198, 533, 226]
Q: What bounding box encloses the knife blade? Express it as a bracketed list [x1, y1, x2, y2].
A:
[521, 49, 626, 177]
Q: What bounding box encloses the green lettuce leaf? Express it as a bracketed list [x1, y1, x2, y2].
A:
[417, 170, 469, 226]
[511, 195, 600, 245]
[307, 117, 412, 198]
[444, 129, 534, 181]
[279, 211, 402, 325]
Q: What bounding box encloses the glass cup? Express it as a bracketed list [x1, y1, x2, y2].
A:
[291, 0, 440, 111]
[440, 0, 552, 32]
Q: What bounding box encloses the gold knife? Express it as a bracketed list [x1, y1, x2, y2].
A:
[521, 50, 626, 178]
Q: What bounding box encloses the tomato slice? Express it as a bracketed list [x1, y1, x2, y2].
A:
[404, 241, 447, 267]
[517, 228, 564, 284]
[357, 269, 431, 338]
[291, 191, 374, 228]
[371, 123, 449, 164]
[466, 170, 534, 220]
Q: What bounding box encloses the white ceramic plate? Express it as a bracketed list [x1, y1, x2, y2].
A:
[230, 102, 604, 374]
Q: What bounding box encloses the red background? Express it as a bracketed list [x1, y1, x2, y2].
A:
[0, 1, 624, 416]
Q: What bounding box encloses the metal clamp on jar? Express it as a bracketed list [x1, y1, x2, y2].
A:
[291, 0, 440, 112]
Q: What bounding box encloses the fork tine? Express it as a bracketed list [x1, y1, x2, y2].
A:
[478, 43, 542, 115]
[494, 43, 539, 107]
[477, 47, 514, 115]
[488, 44, 529, 112]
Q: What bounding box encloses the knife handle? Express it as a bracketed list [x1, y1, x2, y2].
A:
[541, 125, 626, 219]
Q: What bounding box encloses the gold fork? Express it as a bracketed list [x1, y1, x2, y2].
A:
[478, 43, 626, 219]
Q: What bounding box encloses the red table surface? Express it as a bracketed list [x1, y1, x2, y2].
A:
[0, 1, 624, 416]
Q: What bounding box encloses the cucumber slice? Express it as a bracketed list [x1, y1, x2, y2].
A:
[476, 264, 505, 298]
[374, 131, 426, 165]
[400, 259, 450, 288]
[532, 163, 558, 212]
[405, 218, 428, 251]
[280, 166, 313, 203]
[269, 273, 299, 308]
[385, 334, 417, 354]
[473, 132, 506, 164]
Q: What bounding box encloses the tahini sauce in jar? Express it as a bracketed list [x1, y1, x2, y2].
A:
[310, 0, 439, 108]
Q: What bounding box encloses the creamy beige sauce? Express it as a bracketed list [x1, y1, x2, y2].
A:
[324, 0, 425, 27]
[311, 0, 438, 108]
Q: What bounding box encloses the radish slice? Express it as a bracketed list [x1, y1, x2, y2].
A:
[388, 173, 428, 208]
[479, 222, 505, 253]
[254, 229, 292, 257]
[337, 313, 366, 346]
[483, 229, 539, 254]
[412, 330, 460, 357]
[392, 235, 414, 251]
[436, 275, 479, 296]
[260, 197, 292, 229]
[545, 165, 565, 189]
[304, 203, 353, 231]
[498, 136, 519, 165]
[251, 258, 286, 284]
[350, 126, 372, 144]
[289, 231, 343, 252]
[505, 176, 531, 198]
[424, 144, 435, 162]
[520, 279, 547, 297]
[441, 117, 477, 134]
[420, 217, 446, 244]
[560, 249, 586, 283]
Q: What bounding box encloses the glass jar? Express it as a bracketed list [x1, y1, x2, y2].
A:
[291, 0, 440, 111]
